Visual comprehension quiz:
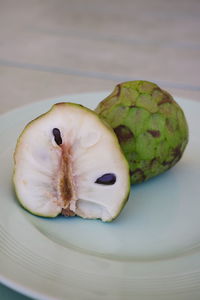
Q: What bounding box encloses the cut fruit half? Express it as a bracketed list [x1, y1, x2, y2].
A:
[13, 103, 130, 221]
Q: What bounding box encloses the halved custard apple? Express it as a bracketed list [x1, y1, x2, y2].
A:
[13, 103, 130, 221]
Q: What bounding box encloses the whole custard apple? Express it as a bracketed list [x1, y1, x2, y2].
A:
[95, 81, 189, 184]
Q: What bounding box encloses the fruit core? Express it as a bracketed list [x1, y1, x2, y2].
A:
[52, 128, 77, 216]
[52, 127, 118, 217]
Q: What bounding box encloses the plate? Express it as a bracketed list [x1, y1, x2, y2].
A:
[0, 92, 200, 300]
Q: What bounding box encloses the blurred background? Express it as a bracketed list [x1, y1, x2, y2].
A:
[0, 0, 200, 114]
[0, 0, 199, 298]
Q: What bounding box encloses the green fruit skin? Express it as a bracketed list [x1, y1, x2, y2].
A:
[95, 81, 189, 184]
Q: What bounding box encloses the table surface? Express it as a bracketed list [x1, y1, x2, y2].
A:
[0, 0, 199, 299]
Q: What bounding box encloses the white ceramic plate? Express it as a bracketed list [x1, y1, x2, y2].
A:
[0, 92, 200, 300]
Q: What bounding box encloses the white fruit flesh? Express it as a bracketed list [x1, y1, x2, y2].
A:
[14, 103, 130, 221]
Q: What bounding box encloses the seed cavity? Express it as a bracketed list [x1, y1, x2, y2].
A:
[95, 173, 116, 185]
[53, 128, 62, 145]
[58, 147, 77, 216]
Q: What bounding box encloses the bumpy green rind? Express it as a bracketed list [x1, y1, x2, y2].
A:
[95, 81, 189, 184]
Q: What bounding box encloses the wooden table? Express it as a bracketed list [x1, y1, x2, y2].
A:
[0, 0, 199, 115]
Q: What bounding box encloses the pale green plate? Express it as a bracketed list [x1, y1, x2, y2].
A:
[0, 92, 200, 300]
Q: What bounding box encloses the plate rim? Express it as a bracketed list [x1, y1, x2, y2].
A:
[1, 92, 200, 300]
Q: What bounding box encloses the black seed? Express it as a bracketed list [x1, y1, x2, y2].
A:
[52, 128, 62, 145]
[95, 173, 116, 185]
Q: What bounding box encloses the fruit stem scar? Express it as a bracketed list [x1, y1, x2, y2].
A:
[53, 128, 62, 145]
